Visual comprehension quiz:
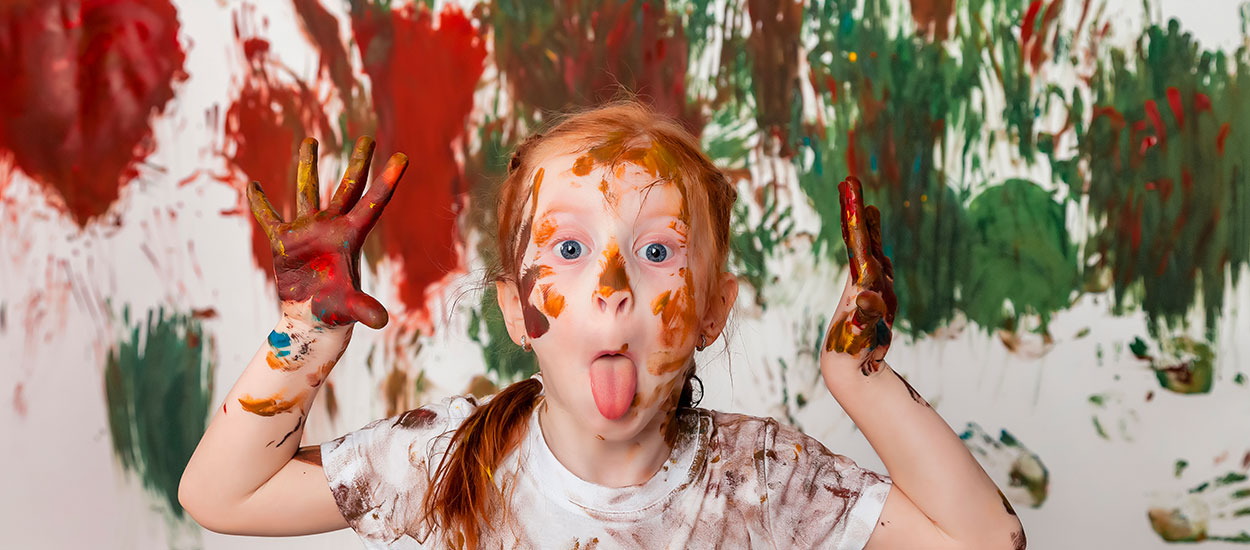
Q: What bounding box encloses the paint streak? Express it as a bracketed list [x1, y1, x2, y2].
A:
[0, 0, 187, 226]
[654, 267, 698, 349]
[105, 307, 214, 519]
[520, 264, 552, 338]
[293, 445, 323, 466]
[350, 2, 485, 327]
[745, 0, 804, 156]
[224, 10, 335, 278]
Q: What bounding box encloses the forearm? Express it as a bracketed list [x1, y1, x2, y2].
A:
[180, 313, 349, 511]
[822, 358, 1021, 545]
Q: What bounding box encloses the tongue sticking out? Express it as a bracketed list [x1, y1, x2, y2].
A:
[589, 358, 637, 420]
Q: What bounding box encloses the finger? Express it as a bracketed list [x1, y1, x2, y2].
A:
[346, 152, 408, 230]
[329, 136, 376, 213]
[246, 181, 284, 239]
[838, 177, 872, 285]
[347, 291, 388, 329]
[296, 138, 320, 217]
[864, 204, 898, 325]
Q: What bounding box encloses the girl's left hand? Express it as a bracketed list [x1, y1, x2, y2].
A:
[822, 176, 898, 377]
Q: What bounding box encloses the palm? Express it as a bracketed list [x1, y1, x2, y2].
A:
[249, 136, 408, 329]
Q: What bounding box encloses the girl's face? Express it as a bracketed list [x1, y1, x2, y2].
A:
[497, 144, 734, 442]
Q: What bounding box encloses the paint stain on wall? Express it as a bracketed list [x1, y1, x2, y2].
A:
[222, 8, 334, 278]
[105, 307, 215, 519]
[351, 2, 486, 325]
[0, 0, 187, 225]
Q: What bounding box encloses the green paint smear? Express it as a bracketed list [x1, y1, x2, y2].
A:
[469, 284, 537, 383]
[730, 190, 795, 309]
[1075, 17, 1250, 338]
[963, 178, 1078, 332]
[105, 307, 215, 520]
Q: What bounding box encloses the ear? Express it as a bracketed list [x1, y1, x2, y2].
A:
[701, 272, 739, 345]
[495, 279, 527, 346]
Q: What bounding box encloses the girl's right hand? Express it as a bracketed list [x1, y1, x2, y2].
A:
[248, 136, 408, 330]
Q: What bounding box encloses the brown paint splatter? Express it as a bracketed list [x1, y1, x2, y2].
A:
[655, 268, 698, 348]
[393, 407, 439, 429]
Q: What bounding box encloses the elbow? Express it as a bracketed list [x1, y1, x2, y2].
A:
[178, 470, 230, 534]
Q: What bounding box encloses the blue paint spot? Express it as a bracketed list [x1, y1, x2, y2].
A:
[870, 154, 877, 171]
[268, 330, 291, 349]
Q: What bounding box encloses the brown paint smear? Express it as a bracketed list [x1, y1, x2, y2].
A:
[598, 242, 630, 297]
[293, 445, 322, 466]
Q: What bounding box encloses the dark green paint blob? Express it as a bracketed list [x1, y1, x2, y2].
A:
[105, 307, 215, 520]
[963, 178, 1077, 332]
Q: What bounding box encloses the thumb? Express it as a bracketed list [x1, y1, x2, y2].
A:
[347, 291, 388, 329]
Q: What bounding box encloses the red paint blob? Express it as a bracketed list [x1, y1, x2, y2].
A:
[222, 11, 333, 278]
[0, 0, 187, 226]
[351, 4, 486, 322]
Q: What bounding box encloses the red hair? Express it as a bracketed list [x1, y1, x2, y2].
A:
[421, 100, 738, 547]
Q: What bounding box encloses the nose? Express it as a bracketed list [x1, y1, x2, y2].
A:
[596, 288, 633, 316]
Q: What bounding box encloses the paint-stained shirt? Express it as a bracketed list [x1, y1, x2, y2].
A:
[321, 394, 892, 549]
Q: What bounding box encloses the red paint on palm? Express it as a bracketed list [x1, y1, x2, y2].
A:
[0, 0, 186, 226]
[223, 13, 334, 278]
[350, 4, 485, 323]
[250, 137, 408, 329]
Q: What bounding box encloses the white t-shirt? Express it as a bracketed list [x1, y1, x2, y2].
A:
[321, 395, 892, 549]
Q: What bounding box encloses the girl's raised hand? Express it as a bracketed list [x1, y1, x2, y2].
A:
[247, 136, 408, 330]
[823, 176, 898, 376]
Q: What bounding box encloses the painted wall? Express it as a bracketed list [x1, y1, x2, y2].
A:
[2, 0, 1249, 547]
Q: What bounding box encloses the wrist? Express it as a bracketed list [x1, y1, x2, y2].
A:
[266, 314, 353, 380]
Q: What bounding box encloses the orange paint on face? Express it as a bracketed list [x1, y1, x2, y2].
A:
[651, 290, 671, 315]
[540, 283, 565, 318]
[238, 392, 303, 416]
[655, 268, 698, 348]
[572, 154, 594, 176]
[598, 177, 618, 208]
[533, 217, 559, 248]
[530, 167, 545, 207]
[597, 241, 630, 297]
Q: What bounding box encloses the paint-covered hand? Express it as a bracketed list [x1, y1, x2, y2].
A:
[248, 136, 408, 329]
[823, 176, 898, 375]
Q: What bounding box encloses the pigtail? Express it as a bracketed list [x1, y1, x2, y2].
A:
[421, 376, 543, 548]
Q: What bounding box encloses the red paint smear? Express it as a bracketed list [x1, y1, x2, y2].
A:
[1020, 1, 1042, 60]
[1217, 123, 1231, 155]
[0, 0, 187, 226]
[1195, 92, 1212, 113]
[351, 4, 485, 322]
[1165, 87, 1184, 129]
[1029, 0, 1062, 70]
[223, 11, 334, 277]
[1144, 99, 1166, 149]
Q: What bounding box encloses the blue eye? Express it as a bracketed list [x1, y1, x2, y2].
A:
[557, 240, 584, 260]
[641, 243, 669, 263]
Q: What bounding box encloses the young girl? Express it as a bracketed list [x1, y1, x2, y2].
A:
[179, 102, 1025, 549]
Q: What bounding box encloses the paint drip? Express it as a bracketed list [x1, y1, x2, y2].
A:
[589, 356, 636, 420]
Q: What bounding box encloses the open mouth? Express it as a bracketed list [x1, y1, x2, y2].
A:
[594, 344, 632, 361]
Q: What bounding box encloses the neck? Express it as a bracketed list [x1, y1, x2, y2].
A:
[537, 400, 676, 488]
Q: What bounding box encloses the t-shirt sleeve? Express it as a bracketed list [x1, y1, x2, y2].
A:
[320, 395, 479, 546]
[760, 419, 892, 550]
